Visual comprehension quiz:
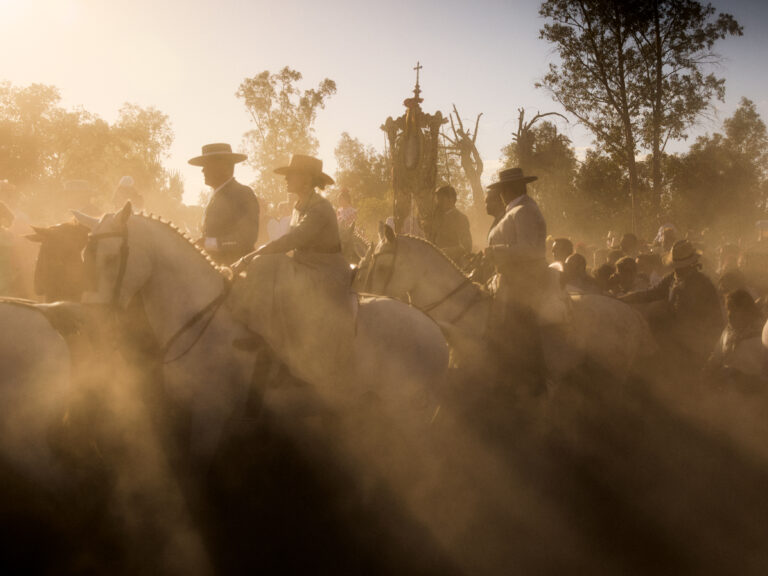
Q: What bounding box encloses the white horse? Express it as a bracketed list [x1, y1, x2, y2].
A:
[0, 300, 70, 483]
[77, 204, 448, 455]
[355, 229, 656, 379]
[76, 206, 260, 463]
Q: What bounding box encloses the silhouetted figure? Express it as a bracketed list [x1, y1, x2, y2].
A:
[430, 185, 472, 264]
[484, 186, 505, 241]
[189, 143, 260, 264]
[612, 256, 647, 295]
[620, 232, 639, 258]
[563, 253, 600, 294]
[111, 176, 144, 211]
[706, 289, 767, 389]
[485, 168, 547, 394]
[550, 237, 573, 271]
[622, 239, 723, 365]
[0, 201, 19, 295]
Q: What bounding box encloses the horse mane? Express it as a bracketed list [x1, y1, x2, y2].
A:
[134, 212, 225, 275]
[398, 234, 470, 279]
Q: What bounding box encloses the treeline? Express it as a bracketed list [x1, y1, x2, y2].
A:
[504, 97, 768, 241]
[0, 81, 190, 225]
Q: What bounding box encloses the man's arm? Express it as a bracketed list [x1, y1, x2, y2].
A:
[620, 274, 672, 304]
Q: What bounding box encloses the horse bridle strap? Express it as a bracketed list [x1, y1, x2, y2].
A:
[87, 231, 129, 307]
[364, 243, 399, 294]
[161, 280, 231, 364]
[421, 277, 474, 312]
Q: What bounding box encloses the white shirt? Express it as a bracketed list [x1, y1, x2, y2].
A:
[212, 177, 234, 195]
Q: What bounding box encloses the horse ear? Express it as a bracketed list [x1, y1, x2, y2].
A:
[383, 224, 396, 244]
[117, 201, 132, 225]
[71, 210, 99, 230]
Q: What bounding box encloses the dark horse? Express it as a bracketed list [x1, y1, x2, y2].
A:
[27, 221, 90, 302]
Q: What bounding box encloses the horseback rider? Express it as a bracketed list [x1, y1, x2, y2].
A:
[430, 185, 473, 264]
[485, 168, 547, 307]
[189, 143, 260, 265]
[483, 167, 548, 393]
[254, 155, 344, 264]
[240, 154, 353, 381]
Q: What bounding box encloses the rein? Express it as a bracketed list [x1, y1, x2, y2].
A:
[365, 239, 487, 326]
[160, 280, 231, 364]
[87, 231, 129, 307]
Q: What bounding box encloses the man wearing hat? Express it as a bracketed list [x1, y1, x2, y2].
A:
[430, 185, 473, 264]
[189, 143, 260, 265]
[483, 167, 548, 394]
[622, 239, 723, 364]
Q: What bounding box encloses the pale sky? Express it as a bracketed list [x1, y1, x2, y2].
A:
[1, 0, 767, 204]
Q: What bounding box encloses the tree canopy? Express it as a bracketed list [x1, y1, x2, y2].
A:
[538, 0, 742, 228]
[0, 81, 178, 222]
[237, 67, 336, 207]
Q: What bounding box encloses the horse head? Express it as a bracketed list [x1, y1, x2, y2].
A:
[355, 222, 409, 298]
[27, 220, 91, 302]
[77, 202, 151, 308]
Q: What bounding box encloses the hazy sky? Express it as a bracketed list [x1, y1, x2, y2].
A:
[1, 0, 767, 203]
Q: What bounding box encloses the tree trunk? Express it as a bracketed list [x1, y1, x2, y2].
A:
[615, 13, 640, 232]
[651, 0, 663, 215]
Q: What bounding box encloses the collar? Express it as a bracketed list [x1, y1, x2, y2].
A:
[505, 194, 527, 212]
[212, 177, 234, 195]
[295, 191, 319, 213]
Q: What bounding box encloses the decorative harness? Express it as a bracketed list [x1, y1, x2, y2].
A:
[85, 227, 230, 364]
[363, 240, 488, 325]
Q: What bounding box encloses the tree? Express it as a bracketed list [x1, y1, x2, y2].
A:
[538, 0, 741, 229]
[334, 132, 391, 237]
[632, 0, 742, 208]
[0, 81, 177, 221]
[334, 132, 389, 200]
[666, 98, 767, 235]
[501, 119, 578, 233]
[237, 67, 336, 206]
[539, 0, 645, 229]
[436, 138, 473, 209]
[574, 149, 631, 235]
[442, 105, 484, 209]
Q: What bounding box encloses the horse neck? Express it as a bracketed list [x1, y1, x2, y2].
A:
[400, 240, 468, 302]
[398, 240, 490, 337]
[138, 221, 225, 345]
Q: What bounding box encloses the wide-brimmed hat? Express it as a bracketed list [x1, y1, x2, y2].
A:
[666, 239, 701, 269]
[488, 167, 538, 190]
[188, 143, 247, 166]
[274, 154, 334, 188]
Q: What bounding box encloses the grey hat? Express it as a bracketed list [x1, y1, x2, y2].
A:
[188, 143, 247, 166]
[488, 167, 538, 189]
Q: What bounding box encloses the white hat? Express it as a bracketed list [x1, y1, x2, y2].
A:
[118, 175, 135, 188]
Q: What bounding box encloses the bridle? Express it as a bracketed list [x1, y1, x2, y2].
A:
[363, 239, 487, 325]
[85, 227, 230, 364]
[85, 230, 129, 307]
[362, 242, 399, 294]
